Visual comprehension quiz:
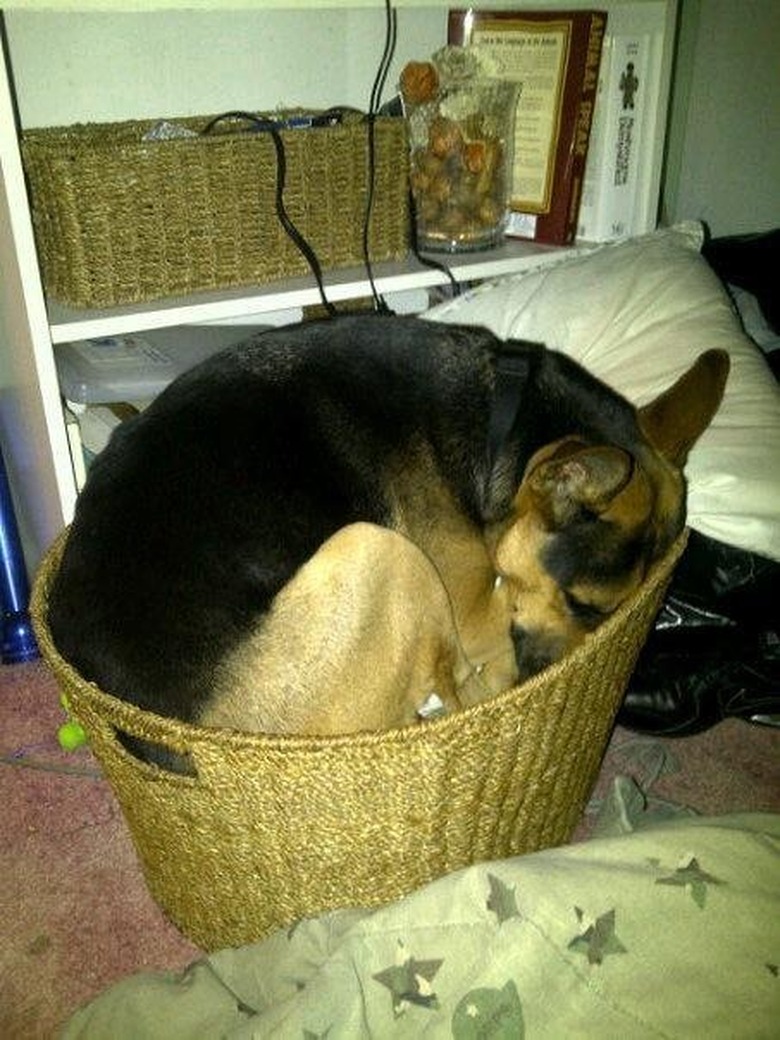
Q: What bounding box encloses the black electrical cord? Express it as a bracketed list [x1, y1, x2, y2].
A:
[370, 0, 397, 117]
[201, 110, 338, 316]
[201, 0, 449, 320]
[408, 188, 462, 297]
[363, 0, 398, 314]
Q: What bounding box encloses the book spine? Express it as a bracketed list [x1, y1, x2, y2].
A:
[578, 33, 651, 241]
[576, 34, 612, 240]
[563, 12, 607, 243]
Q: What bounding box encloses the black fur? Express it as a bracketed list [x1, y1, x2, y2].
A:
[48, 314, 652, 723]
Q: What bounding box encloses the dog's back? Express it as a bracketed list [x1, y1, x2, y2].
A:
[47, 316, 503, 721]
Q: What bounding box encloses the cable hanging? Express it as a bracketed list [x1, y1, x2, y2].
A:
[202, 0, 459, 320]
[202, 110, 338, 317]
[363, 0, 398, 314]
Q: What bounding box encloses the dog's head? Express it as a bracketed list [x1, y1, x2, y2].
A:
[488, 349, 730, 681]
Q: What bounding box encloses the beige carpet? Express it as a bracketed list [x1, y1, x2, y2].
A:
[2, 658, 779, 1038]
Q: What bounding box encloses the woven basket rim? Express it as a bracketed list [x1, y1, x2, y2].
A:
[32, 526, 686, 753]
[21, 110, 398, 146]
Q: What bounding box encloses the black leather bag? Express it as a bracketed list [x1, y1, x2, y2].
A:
[620, 529, 780, 734]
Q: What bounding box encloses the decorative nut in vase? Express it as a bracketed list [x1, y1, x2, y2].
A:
[401, 47, 520, 253]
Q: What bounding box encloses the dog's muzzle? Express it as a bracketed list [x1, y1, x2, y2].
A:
[511, 624, 566, 680]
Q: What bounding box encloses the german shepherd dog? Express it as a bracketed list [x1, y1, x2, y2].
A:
[47, 315, 728, 752]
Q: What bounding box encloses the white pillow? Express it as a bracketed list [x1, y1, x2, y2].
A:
[424, 222, 780, 562]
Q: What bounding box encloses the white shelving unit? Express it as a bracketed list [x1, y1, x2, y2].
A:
[45, 239, 583, 344]
[0, 1, 676, 571]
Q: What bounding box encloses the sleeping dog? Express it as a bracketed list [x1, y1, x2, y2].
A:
[47, 314, 728, 750]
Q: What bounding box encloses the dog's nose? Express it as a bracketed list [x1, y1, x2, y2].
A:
[511, 624, 561, 679]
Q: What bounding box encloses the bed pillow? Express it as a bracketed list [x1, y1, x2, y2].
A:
[424, 222, 780, 562]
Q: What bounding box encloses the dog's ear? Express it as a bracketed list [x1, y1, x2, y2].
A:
[529, 444, 633, 526]
[637, 349, 729, 466]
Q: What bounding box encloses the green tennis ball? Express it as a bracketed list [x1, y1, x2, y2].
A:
[58, 719, 87, 751]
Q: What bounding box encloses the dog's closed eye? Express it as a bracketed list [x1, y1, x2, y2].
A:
[563, 591, 612, 627]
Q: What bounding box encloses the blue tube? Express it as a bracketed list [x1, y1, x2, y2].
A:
[0, 444, 39, 663]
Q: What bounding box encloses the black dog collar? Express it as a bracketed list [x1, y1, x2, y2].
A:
[487, 350, 531, 471]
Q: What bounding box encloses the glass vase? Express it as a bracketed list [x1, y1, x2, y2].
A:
[403, 77, 519, 253]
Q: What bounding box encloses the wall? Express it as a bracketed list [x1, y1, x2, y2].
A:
[663, 0, 780, 237]
[4, 7, 447, 125]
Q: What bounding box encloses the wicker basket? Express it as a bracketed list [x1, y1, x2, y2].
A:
[31, 528, 685, 951]
[22, 112, 409, 308]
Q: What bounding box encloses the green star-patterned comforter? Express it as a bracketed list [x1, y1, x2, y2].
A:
[64, 813, 780, 1038]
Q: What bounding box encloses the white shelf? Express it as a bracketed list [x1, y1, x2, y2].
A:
[47, 238, 590, 343]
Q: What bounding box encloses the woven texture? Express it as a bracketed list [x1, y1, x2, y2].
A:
[31, 529, 685, 951]
[22, 112, 409, 308]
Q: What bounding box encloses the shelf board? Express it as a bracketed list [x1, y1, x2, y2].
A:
[47, 238, 595, 343]
[3, 1, 483, 9]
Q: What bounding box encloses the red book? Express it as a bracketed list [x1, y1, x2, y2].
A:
[449, 8, 607, 244]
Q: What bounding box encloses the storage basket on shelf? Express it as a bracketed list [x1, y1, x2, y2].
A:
[31, 528, 686, 951]
[21, 111, 409, 309]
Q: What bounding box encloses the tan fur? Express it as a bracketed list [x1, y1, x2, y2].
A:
[484, 350, 730, 679]
[385, 442, 521, 699]
[202, 522, 492, 736]
[489, 440, 653, 674]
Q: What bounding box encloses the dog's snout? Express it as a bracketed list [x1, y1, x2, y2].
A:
[511, 624, 563, 680]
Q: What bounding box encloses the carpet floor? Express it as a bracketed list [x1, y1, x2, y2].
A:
[2, 658, 779, 1038]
